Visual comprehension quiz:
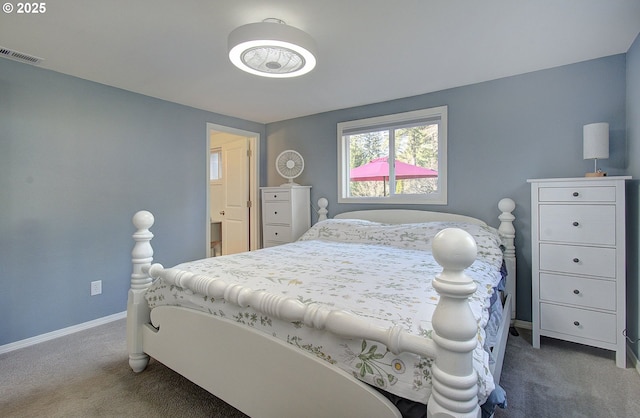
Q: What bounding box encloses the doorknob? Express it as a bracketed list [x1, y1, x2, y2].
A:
[219, 211, 225, 215]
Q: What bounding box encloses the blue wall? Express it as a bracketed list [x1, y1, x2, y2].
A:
[625, 33, 640, 361]
[0, 58, 264, 345]
[2, 44, 636, 350]
[266, 54, 629, 324]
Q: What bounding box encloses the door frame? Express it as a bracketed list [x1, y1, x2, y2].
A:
[206, 123, 261, 257]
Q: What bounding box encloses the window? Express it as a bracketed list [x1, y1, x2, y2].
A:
[210, 148, 222, 181]
[338, 106, 447, 204]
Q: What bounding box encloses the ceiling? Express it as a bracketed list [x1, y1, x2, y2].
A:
[1, 1, 639, 124]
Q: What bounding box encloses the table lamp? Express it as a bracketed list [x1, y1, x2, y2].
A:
[583, 122, 609, 177]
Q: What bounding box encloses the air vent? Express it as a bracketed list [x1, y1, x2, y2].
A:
[0, 46, 44, 65]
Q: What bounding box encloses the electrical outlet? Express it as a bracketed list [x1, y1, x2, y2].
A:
[90, 280, 102, 296]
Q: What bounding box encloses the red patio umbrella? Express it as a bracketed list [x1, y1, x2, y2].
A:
[350, 157, 438, 181]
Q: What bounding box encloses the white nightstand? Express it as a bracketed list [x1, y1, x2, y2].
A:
[261, 186, 311, 248]
[528, 176, 630, 368]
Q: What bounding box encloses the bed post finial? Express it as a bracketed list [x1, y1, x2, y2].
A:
[317, 197, 329, 222]
[498, 198, 515, 259]
[131, 210, 154, 289]
[128, 210, 154, 373]
[428, 228, 481, 418]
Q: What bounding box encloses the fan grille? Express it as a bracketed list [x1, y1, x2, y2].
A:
[276, 150, 304, 179]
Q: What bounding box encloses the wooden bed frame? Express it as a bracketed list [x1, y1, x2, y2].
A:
[127, 198, 516, 418]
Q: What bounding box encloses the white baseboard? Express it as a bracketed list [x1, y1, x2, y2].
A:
[627, 343, 640, 377]
[513, 319, 532, 330]
[0, 311, 126, 355]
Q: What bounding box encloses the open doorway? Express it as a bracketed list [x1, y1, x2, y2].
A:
[206, 123, 260, 257]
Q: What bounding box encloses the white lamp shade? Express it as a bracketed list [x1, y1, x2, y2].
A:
[583, 122, 609, 160]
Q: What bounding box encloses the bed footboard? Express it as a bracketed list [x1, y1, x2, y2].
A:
[128, 212, 485, 418]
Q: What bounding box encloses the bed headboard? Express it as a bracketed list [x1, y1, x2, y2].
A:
[334, 209, 487, 226]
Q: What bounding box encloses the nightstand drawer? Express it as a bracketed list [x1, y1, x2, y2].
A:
[263, 190, 291, 202]
[539, 204, 615, 245]
[263, 225, 291, 242]
[264, 202, 292, 224]
[538, 186, 615, 202]
[539, 243, 615, 278]
[540, 303, 616, 343]
[539, 273, 616, 310]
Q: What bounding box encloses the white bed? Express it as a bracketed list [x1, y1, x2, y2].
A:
[127, 198, 516, 418]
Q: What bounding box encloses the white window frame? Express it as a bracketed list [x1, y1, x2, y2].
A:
[337, 106, 448, 204]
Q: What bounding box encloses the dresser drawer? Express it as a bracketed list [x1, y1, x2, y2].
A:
[263, 240, 286, 248]
[263, 190, 290, 202]
[539, 273, 616, 310]
[263, 225, 291, 243]
[264, 202, 292, 224]
[539, 204, 615, 245]
[538, 186, 615, 202]
[540, 303, 616, 343]
[539, 243, 615, 278]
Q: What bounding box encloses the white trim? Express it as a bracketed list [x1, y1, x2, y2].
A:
[206, 123, 261, 255]
[337, 106, 448, 205]
[627, 343, 640, 377]
[514, 319, 532, 330]
[0, 311, 126, 355]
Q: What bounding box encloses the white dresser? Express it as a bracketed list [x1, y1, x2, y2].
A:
[261, 186, 311, 248]
[528, 176, 630, 368]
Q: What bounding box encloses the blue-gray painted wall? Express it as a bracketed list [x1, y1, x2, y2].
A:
[625, 33, 640, 361]
[0, 58, 264, 345]
[266, 54, 630, 330]
[2, 38, 638, 354]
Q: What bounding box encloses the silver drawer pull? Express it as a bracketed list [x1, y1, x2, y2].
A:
[573, 321, 580, 327]
[572, 191, 579, 197]
[572, 221, 579, 227]
[573, 258, 580, 263]
[573, 289, 580, 295]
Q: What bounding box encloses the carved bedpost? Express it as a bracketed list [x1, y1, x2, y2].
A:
[498, 198, 516, 326]
[427, 228, 481, 418]
[317, 197, 329, 222]
[127, 210, 155, 372]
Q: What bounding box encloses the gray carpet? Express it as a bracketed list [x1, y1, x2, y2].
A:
[0, 319, 247, 418]
[1, 319, 639, 417]
[495, 328, 640, 418]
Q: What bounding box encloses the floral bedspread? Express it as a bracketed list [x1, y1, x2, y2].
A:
[145, 219, 504, 404]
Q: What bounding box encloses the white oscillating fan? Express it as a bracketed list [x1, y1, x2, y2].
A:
[275, 150, 304, 187]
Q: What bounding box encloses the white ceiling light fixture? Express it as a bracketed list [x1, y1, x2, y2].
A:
[228, 18, 317, 78]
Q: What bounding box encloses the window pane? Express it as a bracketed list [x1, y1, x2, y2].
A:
[210, 150, 222, 181]
[393, 123, 439, 195]
[348, 130, 389, 197]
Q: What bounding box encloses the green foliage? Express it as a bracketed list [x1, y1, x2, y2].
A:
[346, 123, 439, 197]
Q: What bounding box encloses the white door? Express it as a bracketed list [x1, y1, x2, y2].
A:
[220, 138, 249, 255]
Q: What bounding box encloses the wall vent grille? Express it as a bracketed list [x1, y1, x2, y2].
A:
[0, 46, 44, 65]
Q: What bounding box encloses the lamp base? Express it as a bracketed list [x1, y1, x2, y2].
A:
[585, 171, 607, 177]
